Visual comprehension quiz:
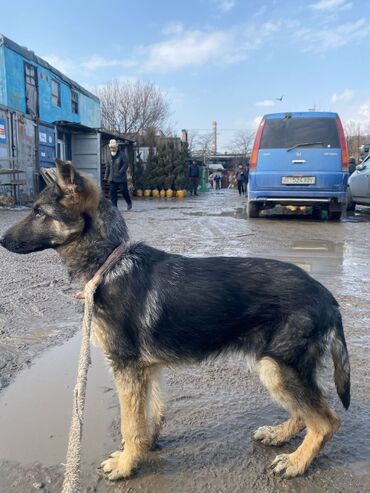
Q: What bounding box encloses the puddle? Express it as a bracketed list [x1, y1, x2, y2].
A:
[185, 207, 248, 220]
[0, 332, 116, 466]
[186, 206, 370, 224]
[272, 239, 344, 276]
[343, 211, 370, 223]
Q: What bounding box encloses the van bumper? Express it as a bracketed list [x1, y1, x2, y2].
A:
[248, 190, 347, 210]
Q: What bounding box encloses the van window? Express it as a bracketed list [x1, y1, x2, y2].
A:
[260, 117, 340, 149]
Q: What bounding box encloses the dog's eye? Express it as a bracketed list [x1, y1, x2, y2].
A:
[33, 208, 44, 218]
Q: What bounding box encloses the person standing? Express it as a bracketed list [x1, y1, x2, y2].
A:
[243, 163, 249, 191]
[214, 171, 222, 190]
[104, 139, 132, 210]
[235, 164, 245, 196]
[188, 160, 200, 196]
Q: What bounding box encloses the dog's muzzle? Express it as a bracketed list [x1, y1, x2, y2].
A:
[0, 236, 4, 246]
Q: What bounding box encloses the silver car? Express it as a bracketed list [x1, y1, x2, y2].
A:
[347, 154, 370, 210]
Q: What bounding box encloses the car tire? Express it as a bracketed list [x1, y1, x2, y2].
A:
[328, 210, 342, 221]
[346, 188, 356, 211]
[346, 197, 356, 211]
[247, 201, 260, 218]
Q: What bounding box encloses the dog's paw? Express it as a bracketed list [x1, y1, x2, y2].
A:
[253, 425, 285, 446]
[270, 453, 305, 478]
[100, 450, 135, 481]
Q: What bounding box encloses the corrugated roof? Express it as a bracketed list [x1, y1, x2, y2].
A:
[54, 121, 135, 143]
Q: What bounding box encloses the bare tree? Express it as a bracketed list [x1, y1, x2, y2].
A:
[227, 130, 255, 155]
[344, 121, 361, 161]
[191, 133, 213, 157]
[96, 80, 171, 138]
[186, 130, 199, 154]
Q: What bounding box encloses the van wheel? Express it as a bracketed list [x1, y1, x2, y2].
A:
[328, 211, 342, 221]
[247, 201, 260, 218]
[347, 201, 356, 212]
[346, 188, 356, 211]
[312, 207, 321, 220]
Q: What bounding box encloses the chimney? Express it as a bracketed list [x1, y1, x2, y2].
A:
[181, 129, 188, 143]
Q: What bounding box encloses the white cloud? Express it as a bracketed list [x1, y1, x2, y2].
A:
[138, 22, 282, 72]
[216, 0, 235, 13]
[331, 89, 354, 103]
[140, 30, 231, 71]
[309, 0, 352, 11]
[255, 99, 276, 107]
[162, 22, 184, 35]
[43, 55, 76, 76]
[297, 18, 370, 51]
[358, 103, 370, 120]
[252, 116, 263, 129]
[81, 56, 135, 71]
[253, 5, 267, 17]
[336, 102, 370, 134]
[45, 17, 286, 77]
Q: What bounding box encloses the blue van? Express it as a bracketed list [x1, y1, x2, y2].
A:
[247, 112, 349, 220]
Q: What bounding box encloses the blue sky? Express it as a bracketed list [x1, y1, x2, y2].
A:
[1, 0, 370, 150]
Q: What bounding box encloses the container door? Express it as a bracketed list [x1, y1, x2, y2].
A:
[38, 124, 56, 168]
[0, 108, 11, 170]
[15, 114, 37, 199]
[71, 132, 100, 184]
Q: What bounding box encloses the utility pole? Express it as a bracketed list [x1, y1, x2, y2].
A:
[212, 121, 217, 156]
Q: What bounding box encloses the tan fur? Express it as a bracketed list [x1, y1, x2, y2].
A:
[253, 416, 305, 446]
[145, 366, 166, 447]
[55, 160, 100, 213]
[101, 367, 152, 480]
[90, 315, 112, 354]
[76, 173, 100, 213]
[256, 357, 340, 477]
[100, 364, 166, 479]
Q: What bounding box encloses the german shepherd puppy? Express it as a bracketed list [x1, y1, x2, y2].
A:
[0, 160, 350, 480]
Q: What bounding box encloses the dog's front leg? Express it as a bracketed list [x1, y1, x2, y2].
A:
[146, 366, 166, 449]
[101, 366, 150, 480]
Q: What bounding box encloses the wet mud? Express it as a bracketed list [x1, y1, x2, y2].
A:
[1, 193, 370, 492]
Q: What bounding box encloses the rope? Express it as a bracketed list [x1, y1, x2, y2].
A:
[61, 243, 128, 493]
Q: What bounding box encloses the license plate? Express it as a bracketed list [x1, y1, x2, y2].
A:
[282, 176, 315, 185]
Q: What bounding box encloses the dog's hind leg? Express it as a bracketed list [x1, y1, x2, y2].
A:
[146, 365, 166, 449]
[256, 357, 340, 478]
[101, 366, 151, 480]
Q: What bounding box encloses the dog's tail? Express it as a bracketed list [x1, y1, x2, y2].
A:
[330, 310, 350, 409]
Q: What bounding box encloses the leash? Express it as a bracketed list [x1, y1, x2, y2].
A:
[61, 242, 128, 493]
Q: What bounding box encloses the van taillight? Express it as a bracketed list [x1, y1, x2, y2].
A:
[336, 116, 349, 172]
[250, 119, 265, 170]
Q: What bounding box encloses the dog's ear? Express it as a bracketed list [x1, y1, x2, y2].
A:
[54, 159, 100, 213]
[55, 159, 76, 187]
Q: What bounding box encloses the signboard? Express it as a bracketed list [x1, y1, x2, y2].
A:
[0, 119, 7, 144]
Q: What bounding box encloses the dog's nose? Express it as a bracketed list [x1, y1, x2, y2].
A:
[0, 236, 5, 246]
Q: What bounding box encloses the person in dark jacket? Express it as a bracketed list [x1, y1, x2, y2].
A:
[235, 164, 245, 196]
[348, 157, 356, 175]
[188, 160, 200, 196]
[104, 139, 132, 210]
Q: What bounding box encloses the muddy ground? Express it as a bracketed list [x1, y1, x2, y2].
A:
[0, 191, 370, 492]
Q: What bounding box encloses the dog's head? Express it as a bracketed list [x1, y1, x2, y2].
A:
[0, 160, 100, 254]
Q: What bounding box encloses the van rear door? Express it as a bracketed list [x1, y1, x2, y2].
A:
[256, 115, 343, 190]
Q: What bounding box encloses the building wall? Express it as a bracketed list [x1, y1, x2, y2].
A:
[3, 46, 100, 128]
[0, 45, 7, 106]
